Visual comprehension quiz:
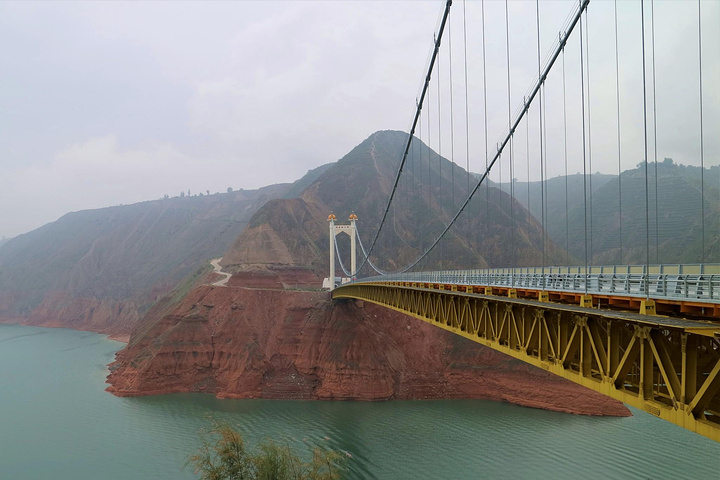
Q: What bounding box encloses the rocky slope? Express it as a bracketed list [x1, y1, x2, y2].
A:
[108, 131, 630, 417]
[221, 130, 567, 278]
[0, 176, 327, 337]
[107, 282, 629, 416]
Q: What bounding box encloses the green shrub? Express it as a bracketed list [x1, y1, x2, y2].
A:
[187, 422, 347, 480]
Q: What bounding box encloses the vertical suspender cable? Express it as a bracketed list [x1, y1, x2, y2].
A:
[585, 11, 593, 265]
[562, 47, 570, 265]
[651, 0, 659, 264]
[482, 0, 489, 227]
[463, 0, 470, 198]
[526, 115, 530, 217]
[411, 112, 416, 206]
[386, 0, 590, 275]
[437, 43, 442, 206]
[615, 0, 623, 264]
[428, 69, 432, 205]
[698, 0, 706, 265]
[536, 0, 546, 289]
[427, 86, 431, 250]
[449, 17, 456, 208]
[355, 0, 451, 275]
[542, 84, 549, 262]
[580, 10, 589, 293]
[437, 41, 443, 268]
[505, 0, 514, 286]
[641, 0, 651, 297]
[418, 108, 423, 201]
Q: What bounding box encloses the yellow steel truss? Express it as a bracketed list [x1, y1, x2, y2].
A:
[332, 283, 720, 443]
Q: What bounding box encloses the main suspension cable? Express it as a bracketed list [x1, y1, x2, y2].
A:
[385, 0, 591, 274]
[358, 0, 590, 276]
[353, 0, 453, 275]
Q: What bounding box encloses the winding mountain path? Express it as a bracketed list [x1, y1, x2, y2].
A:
[210, 258, 232, 287]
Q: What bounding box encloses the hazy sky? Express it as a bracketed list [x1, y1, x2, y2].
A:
[1, 0, 718, 239]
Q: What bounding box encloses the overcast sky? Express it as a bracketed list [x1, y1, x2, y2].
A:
[1, 0, 718, 239]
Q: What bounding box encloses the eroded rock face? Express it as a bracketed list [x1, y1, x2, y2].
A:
[0, 291, 139, 341]
[107, 283, 630, 417]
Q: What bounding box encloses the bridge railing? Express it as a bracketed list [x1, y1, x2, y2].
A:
[347, 264, 720, 304]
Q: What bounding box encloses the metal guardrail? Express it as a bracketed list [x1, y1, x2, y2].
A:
[348, 264, 720, 304]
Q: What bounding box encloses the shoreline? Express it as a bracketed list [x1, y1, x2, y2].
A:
[2, 319, 631, 419]
[0, 318, 129, 344]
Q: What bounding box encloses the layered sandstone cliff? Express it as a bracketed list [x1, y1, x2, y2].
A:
[107, 281, 630, 417]
[107, 131, 630, 416]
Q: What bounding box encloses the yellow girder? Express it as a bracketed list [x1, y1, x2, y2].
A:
[332, 283, 720, 443]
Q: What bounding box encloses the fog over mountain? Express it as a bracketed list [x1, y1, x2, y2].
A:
[2, 1, 717, 239]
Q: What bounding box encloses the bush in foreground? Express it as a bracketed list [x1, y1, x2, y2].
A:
[186, 422, 347, 480]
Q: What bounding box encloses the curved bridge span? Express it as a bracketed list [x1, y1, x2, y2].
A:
[332, 279, 720, 443]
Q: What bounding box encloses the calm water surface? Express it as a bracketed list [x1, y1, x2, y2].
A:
[0, 324, 718, 479]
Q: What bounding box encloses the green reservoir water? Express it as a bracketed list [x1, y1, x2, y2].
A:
[0, 324, 718, 479]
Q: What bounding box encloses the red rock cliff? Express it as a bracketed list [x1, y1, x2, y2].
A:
[107, 282, 630, 417]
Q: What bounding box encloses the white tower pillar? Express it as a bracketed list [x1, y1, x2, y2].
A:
[349, 214, 358, 279]
[328, 214, 336, 289]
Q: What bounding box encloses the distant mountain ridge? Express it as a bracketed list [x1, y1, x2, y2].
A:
[2, 130, 714, 340]
[221, 130, 566, 279]
[0, 184, 294, 335]
[500, 160, 719, 265]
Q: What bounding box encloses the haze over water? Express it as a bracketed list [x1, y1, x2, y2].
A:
[0, 324, 718, 479]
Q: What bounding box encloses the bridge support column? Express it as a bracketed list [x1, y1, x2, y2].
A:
[349, 215, 357, 279]
[326, 213, 359, 289]
[328, 214, 336, 289]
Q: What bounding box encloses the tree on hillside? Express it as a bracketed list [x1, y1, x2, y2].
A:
[227, 187, 233, 193]
[186, 422, 347, 480]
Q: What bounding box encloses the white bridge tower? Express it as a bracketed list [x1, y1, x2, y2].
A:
[326, 213, 357, 289]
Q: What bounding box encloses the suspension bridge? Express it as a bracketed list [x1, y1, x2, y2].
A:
[328, 0, 720, 443]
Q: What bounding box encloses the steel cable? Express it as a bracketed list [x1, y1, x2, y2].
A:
[462, 0, 470, 198]
[356, 0, 590, 276]
[580, 11, 589, 293]
[651, 0, 659, 263]
[506, 0, 515, 287]
[352, 0, 452, 275]
[698, 0, 706, 264]
[641, 0, 651, 297]
[536, 0, 547, 289]
[614, 0, 623, 264]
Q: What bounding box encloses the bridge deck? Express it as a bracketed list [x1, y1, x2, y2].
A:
[333, 281, 720, 443]
[420, 287, 720, 333]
